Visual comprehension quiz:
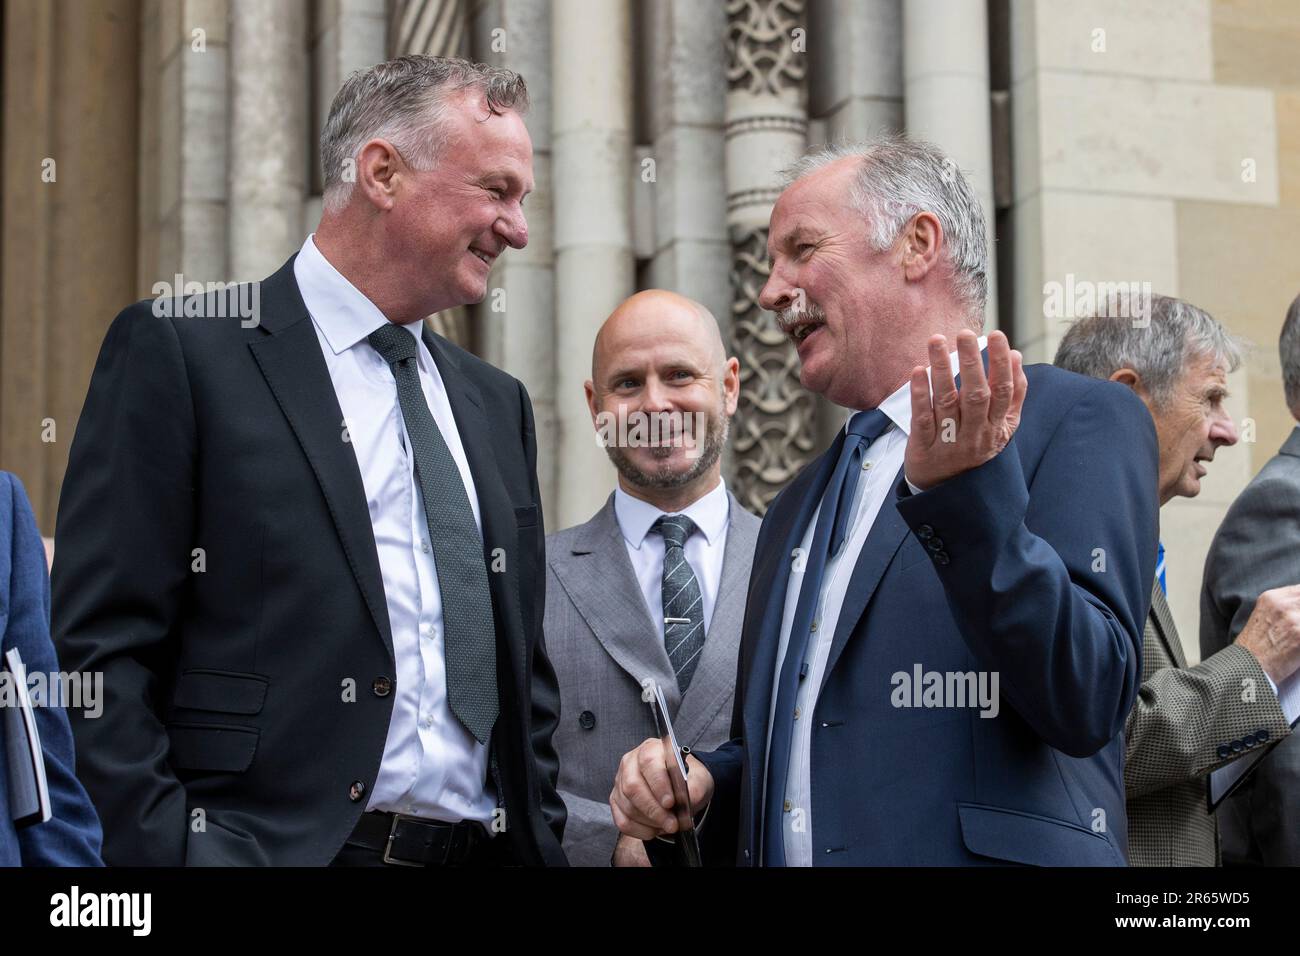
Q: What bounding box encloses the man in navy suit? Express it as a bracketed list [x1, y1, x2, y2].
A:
[0, 471, 102, 866]
[611, 136, 1158, 865]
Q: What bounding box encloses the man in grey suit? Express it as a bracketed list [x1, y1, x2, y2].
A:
[1056, 293, 1300, 865]
[1202, 291, 1300, 866]
[544, 290, 760, 866]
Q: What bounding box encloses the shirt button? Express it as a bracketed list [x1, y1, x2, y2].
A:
[810, 620, 818, 632]
[783, 800, 792, 812]
[422, 541, 431, 554]
[793, 707, 800, 720]
[861, 459, 872, 471]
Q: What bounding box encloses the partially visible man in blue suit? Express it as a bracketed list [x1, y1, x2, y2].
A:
[0, 471, 102, 866]
[611, 135, 1158, 865]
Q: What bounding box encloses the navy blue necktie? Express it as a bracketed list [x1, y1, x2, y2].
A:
[762, 408, 891, 865]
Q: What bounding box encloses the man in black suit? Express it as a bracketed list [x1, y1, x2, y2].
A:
[51, 55, 566, 866]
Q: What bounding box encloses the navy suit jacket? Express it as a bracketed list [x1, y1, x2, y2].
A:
[696, 364, 1158, 865]
[0, 472, 102, 866]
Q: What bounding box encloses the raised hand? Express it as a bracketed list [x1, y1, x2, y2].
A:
[905, 329, 1027, 492]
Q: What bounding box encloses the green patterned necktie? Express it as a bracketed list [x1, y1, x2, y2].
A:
[368, 323, 498, 744]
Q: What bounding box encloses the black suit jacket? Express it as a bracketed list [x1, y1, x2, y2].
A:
[51, 256, 567, 866]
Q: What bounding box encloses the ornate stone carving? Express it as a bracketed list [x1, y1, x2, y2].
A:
[729, 226, 817, 514]
[725, 0, 811, 514]
[725, 0, 806, 97]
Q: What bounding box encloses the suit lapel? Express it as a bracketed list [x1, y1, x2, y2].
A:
[1147, 581, 1186, 668]
[819, 465, 912, 692]
[739, 438, 844, 810]
[549, 497, 681, 713]
[248, 264, 394, 658]
[421, 327, 527, 682]
[674, 493, 757, 746]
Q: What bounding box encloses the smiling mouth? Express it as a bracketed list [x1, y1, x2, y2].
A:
[777, 304, 828, 347]
[790, 319, 825, 345]
[469, 247, 496, 267]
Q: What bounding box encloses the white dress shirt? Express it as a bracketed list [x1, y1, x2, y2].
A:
[767, 339, 984, 865]
[613, 478, 731, 646]
[294, 235, 495, 825]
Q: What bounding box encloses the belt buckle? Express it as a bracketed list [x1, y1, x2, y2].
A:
[383, 813, 428, 867]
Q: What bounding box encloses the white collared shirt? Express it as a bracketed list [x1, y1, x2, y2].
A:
[768, 338, 985, 866]
[294, 235, 495, 825]
[613, 479, 731, 647]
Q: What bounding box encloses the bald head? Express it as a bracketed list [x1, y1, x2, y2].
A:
[592, 290, 726, 384]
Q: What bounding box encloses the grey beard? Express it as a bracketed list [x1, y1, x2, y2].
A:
[605, 413, 729, 491]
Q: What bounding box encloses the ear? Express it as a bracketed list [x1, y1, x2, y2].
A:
[584, 379, 599, 425]
[1108, 367, 1143, 394]
[722, 356, 741, 417]
[355, 138, 402, 211]
[900, 211, 944, 283]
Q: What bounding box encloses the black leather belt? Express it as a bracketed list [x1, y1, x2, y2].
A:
[346, 811, 488, 867]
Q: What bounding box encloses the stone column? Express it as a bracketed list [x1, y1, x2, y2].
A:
[806, 0, 902, 449]
[1, 0, 139, 530]
[644, 0, 730, 329]
[902, 0, 998, 326]
[306, 0, 387, 232]
[551, 0, 634, 528]
[389, 0, 477, 350]
[472, 0, 559, 524]
[807, 0, 902, 141]
[229, 0, 309, 280]
[725, 0, 813, 515]
[153, 0, 232, 284]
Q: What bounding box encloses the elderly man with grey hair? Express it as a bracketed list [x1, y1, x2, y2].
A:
[1200, 291, 1300, 866]
[1055, 294, 1300, 866]
[53, 56, 567, 866]
[612, 135, 1158, 866]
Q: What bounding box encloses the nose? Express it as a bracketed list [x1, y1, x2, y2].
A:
[495, 202, 528, 250]
[1211, 409, 1239, 447]
[640, 377, 675, 414]
[758, 261, 794, 313]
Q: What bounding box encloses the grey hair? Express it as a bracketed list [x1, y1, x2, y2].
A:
[782, 135, 989, 322]
[320, 55, 529, 214]
[1053, 293, 1244, 407]
[1282, 291, 1300, 415]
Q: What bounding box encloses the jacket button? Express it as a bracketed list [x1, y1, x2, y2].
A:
[926, 537, 945, 552]
[934, 551, 950, 566]
[578, 710, 596, 730]
[917, 524, 934, 540]
[1257, 729, 1271, 743]
[1230, 739, 1244, 753]
[372, 677, 392, 697]
[1217, 744, 1232, 759]
[349, 780, 366, 802]
[1243, 736, 1257, 749]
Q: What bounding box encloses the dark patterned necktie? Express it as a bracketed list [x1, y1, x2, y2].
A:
[652, 514, 706, 693]
[368, 323, 498, 744]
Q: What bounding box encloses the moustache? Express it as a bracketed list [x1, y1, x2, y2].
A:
[776, 302, 828, 335]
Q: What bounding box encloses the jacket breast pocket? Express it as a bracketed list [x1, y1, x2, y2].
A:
[168, 722, 260, 773]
